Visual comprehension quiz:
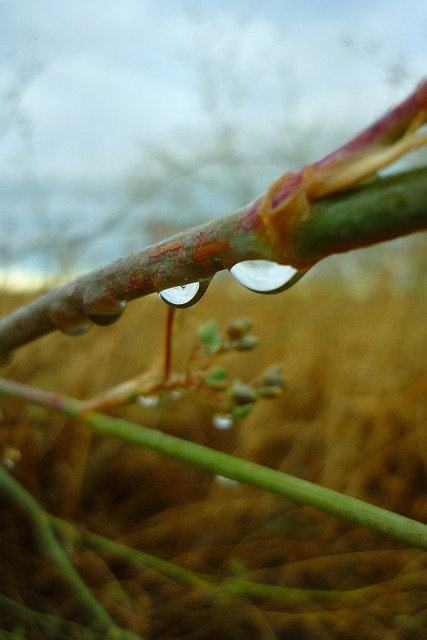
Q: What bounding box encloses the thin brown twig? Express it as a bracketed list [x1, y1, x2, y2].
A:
[163, 306, 176, 382]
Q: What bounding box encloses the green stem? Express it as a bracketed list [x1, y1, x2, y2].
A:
[0, 464, 142, 640]
[51, 515, 208, 589]
[82, 410, 427, 551]
[60, 519, 375, 607]
[293, 165, 427, 266]
[0, 377, 426, 551]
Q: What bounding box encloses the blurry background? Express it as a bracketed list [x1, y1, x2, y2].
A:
[2, 4, 427, 638]
[1, 0, 427, 289]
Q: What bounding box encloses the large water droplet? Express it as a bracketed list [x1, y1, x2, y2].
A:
[229, 260, 306, 294]
[158, 280, 210, 308]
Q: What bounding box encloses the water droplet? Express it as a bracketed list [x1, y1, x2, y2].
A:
[1, 447, 21, 470]
[158, 279, 210, 308]
[2, 458, 15, 470]
[212, 413, 234, 430]
[84, 299, 127, 326]
[214, 475, 239, 487]
[59, 322, 92, 337]
[169, 390, 182, 401]
[229, 260, 306, 294]
[51, 304, 93, 336]
[137, 394, 160, 408]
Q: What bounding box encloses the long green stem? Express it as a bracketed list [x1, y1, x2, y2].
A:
[81, 410, 427, 551]
[0, 377, 426, 551]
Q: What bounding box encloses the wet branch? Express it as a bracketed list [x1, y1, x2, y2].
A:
[1, 81, 427, 359]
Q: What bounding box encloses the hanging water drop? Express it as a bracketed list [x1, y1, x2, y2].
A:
[51, 303, 93, 337]
[229, 260, 306, 294]
[58, 322, 92, 337]
[158, 279, 210, 308]
[85, 300, 127, 326]
[212, 413, 234, 430]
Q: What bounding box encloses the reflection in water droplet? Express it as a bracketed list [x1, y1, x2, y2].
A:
[212, 413, 234, 430]
[229, 260, 306, 294]
[59, 322, 92, 337]
[137, 395, 160, 408]
[158, 280, 210, 308]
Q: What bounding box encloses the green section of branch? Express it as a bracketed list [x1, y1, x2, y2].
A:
[0, 377, 426, 551]
[81, 409, 427, 552]
[0, 162, 425, 359]
[294, 166, 427, 265]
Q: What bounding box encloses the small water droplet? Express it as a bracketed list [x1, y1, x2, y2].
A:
[1, 447, 21, 470]
[229, 260, 306, 294]
[51, 304, 93, 336]
[2, 458, 15, 470]
[137, 394, 160, 408]
[59, 322, 92, 337]
[212, 413, 234, 430]
[214, 475, 239, 487]
[158, 279, 210, 308]
[169, 390, 182, 401]
[84, 299, 127, 326]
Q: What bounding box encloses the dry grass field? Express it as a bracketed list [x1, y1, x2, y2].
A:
[0, 272, 426, 639]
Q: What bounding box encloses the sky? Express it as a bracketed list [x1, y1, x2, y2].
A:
[1, 0, 426, 272]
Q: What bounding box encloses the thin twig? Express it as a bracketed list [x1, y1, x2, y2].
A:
[163, 306, 176, 382]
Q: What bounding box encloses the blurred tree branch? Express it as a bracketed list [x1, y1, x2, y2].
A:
[0, 80, 427, 360]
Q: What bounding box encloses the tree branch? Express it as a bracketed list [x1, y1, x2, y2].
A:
[1, 81, 427, 359]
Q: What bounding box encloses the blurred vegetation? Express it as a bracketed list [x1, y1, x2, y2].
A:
[1, 27, 427, 639]
[0, 272, 426, 638]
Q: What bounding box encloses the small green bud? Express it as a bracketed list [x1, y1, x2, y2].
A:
[233, 334, 259, 351]
[231, 404, 254, 419]
[226, 317, 254, 340]
[204, 366, 228, 391]
[197, 320, 222, 354]
[228, 382, 257, 405]
[256, 385, 283, 399]
[256, 364, 285, 390]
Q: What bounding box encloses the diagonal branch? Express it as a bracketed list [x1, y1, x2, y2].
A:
[1, 81, 427, 359]
[1, 376, 427, 551]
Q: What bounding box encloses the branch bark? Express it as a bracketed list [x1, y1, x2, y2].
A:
[1, 81, 427, 359]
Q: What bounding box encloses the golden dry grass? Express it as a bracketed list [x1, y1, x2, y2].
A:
[0, 275, 426, 639]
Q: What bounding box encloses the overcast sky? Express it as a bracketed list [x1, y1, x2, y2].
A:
[1, 0, 426, 270]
